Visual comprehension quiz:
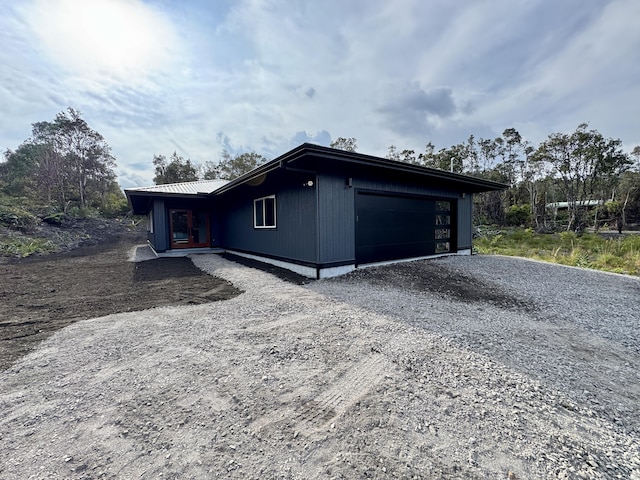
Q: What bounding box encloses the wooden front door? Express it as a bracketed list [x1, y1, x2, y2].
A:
[169, 209, 210, 248]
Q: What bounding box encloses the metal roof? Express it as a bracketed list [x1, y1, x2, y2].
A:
[126, 179, 228, 195]
[547, 200, 604, 209]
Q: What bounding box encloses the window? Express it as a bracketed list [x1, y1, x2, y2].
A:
[254, 195, 276, 228]
[435, 214, 450, 225]
[434, 199, 452, 253]
[435, 200, 451, 212]
[436, 241, 450, 253]
[435, 228, 450, 240]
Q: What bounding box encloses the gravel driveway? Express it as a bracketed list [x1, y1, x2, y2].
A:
[1, 252, 639, 479]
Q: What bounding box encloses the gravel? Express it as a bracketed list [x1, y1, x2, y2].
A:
[1, 252, 639, 479]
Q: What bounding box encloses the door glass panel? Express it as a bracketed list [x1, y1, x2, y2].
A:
[171, 210, 189, 244]
[192, 211, 208, 245]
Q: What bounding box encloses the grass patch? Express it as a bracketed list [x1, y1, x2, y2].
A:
[474, 228, 640, 276]
[0, 235, 58, 257]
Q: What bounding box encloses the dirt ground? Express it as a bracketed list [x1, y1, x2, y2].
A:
[0, 240, 527, 372]
[1, 236, 639, 478]
[0, 234, 240, 371]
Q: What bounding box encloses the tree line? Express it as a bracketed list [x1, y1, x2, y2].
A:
[152, 151, 267, 184]
[3, 110, 638, 232]
[334, 128, 640, 232]
[153, 138, 364, 185]
[0, 108, 126, 216]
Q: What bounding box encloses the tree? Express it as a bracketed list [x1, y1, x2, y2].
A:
[30, 108, 117, 209]
[1, 143, 42, 196]
[499, 128, 523, 189]
[153, 152, 199, 184]
[199, 161, 219, 180]
[477, 137, 502, 173]
[418, 142, 465, 173]
[385, 145, 400, 161]
[216, 151, 267, 180]
[330, 137, 357, 152]
[532, 124, 631, 231]
[0, 108, 120, 212]
[631, 146, 640, 171]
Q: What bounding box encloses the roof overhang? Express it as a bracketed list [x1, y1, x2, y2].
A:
[214, 143, 508, 195]
[125, 144, 508, 214]
[125, 179, 228, 215]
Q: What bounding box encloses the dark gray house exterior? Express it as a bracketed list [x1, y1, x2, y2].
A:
[126, 143, 506, 278]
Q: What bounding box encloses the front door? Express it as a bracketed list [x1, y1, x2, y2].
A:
[169, 209, 210, 248]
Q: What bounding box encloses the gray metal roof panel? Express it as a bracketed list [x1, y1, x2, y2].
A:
[125, 179, 229, 195]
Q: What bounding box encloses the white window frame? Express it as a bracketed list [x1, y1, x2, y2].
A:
[253, 195, 276, 229]
[148, 210, 154, 233]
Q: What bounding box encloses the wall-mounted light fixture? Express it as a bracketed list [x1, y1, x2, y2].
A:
[303, 180, 314, 187]
[346, 177, 353, 188]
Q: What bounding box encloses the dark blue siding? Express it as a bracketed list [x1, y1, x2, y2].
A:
[317, 174, 355, 264]
[353, 177, 458, 199]
[152, 199, 168, 251]
[218, 166, 476, 267]
[220, 174, 317, 264]
[457, 195, 473, 249]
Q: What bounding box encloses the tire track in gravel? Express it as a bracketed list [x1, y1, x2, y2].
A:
[249, 353, 392, 437]
[293, 353, 391, 435]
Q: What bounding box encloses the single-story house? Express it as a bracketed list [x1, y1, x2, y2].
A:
[126, 143, 507, 278]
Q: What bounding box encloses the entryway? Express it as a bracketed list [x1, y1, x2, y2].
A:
[169, 209, 210, 248]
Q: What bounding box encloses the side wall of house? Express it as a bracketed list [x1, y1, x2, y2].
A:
[316, 174, 355, 265]
[151, 199, 168, 252]
[219, 171, 318, 265]
[457, 194, 473, 250]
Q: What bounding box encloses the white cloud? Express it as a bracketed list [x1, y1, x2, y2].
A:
[470, 0, 640, 145]
[1, 0, 639, 188]
[24, 0, 183, 85]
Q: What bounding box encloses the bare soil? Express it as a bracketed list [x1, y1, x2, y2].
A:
[0, 234, 240, 371]
[1, 238, 638, 478]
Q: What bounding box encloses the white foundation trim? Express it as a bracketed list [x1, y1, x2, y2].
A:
[225, 250, 319, 278]
[318, 264, 356, 279]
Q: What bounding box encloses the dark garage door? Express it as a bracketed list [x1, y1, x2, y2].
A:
[355, 192, 454, 265]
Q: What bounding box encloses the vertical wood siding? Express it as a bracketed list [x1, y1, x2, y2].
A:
[219, 173, 318, 263]
[152, 199, 167, 251]
[457, 194, 473, 249]
[317, 174, 355, 263]
[217, 166, 477, 266]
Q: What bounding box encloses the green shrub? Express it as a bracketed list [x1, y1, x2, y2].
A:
[0, 235, 57, 257]
[0, 205, 39, 232]
[100, 193, 130, 218]
[505, 204, 532, 227]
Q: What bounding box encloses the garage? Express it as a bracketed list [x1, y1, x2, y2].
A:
[355, 191, 456, 265]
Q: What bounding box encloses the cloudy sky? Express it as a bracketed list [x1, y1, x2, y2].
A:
[1, 0, 639, 188]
